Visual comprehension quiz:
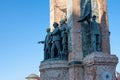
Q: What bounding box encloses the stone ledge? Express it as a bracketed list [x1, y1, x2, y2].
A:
[83, 52, 118, 66]
[40, 60, 69, 70]
[68, 61, 83, 67]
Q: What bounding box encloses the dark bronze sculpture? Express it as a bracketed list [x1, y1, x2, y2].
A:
[77, 2, 101, 56]
[51, 22, 62, 59]
[90, 15, 101, 52]
[59, 17, 69, 60]
[77, 0, 91, 23]
[38, 28, 52, 60]
[39, 21, 69, 60]
[77, 0, 101, 56]
[77, 0, 92, 57]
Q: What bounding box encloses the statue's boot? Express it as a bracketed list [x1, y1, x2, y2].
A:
[77, 12, 91, 22]
[77, 16, 86, 22]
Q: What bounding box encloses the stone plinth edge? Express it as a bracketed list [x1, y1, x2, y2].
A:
[40, 60, 69, 70]
[83, 52, 118, 66]
[68, 61, 83, 67]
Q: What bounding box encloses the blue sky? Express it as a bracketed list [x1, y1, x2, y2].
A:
[0, 0, 120, 80]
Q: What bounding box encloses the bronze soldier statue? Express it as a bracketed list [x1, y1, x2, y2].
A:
[38, 28, 52, 60]
[77, 0, 91, 24]
[90, 15, 101, 52]
[51, 22, 62, 59]
[59, 18, 69, 60]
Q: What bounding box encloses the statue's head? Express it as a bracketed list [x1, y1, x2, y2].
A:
[60, 15, 67, 25]
[92, 15, 96, 20]
[46, 28, 50, 32]
[53, 22, 59, 28]
[60, 20, 65, 25]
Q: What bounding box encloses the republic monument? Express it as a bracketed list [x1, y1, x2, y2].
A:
[39, 0, 118, 80]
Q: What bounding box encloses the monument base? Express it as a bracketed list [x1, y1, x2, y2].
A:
[83, 52, 118, 80]
[39, 60, 69, 80]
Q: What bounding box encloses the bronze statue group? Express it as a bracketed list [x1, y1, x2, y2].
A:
[38, 17, 69, 61]
[39, 0, 102, 60]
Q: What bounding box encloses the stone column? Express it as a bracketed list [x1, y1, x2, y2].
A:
[67, 0, 83, 80]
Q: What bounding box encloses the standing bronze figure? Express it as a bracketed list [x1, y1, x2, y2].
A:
[38, 28, 52, 60]
[90, 15, 101, 52]
[51, 22, 62, 59]
[59, 18, 69, 60]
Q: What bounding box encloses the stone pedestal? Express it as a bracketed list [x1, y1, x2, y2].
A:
[83, 52, 118, 80]
[40, 60, 69, 80]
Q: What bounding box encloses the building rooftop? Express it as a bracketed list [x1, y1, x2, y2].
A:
[26, 73, 39, 79]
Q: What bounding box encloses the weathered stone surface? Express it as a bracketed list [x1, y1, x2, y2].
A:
[69, 65, 83, 80]
[67, 0, 83, 62]
[67, 1, 83, 80]
[83, 52, 118, 80]
[50, 0, 67, 30]
[40, 60, 69, 80]
[69, 61, 84, 80]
